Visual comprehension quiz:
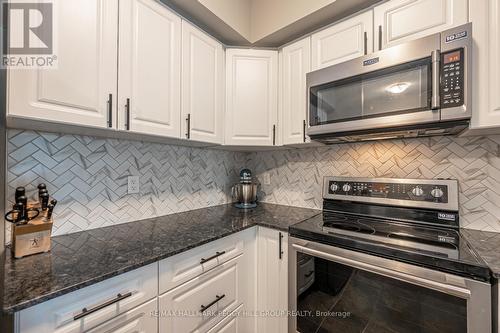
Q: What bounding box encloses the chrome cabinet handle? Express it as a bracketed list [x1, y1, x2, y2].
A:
[200, 294, 225, 312]
[431, 50, 441, 110]
[200, 251, 225, 265]
[73, 292, 132, 320]
[125, 98, 130, 130]
[107, 94, 113, 128]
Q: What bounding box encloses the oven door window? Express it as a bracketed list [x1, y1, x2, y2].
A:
[296, 255, 467, 333]
[309, 58, 432, 126]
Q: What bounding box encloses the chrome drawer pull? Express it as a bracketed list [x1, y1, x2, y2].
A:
[73, 292, 133, 320]
[200, 294, 225, 312]
[200, 251, 226, 265]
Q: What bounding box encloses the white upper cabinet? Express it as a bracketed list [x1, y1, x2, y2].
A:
[119, 0, 181, 138]
[8, 0, 118, 128]
[469, 0, 500, 132]
[225, 49, 278, 146]
[281, 37, 311, 145]
[374, 0, 468, 50]
[181, 21, 224, 144]
[311, 10, 373, 70]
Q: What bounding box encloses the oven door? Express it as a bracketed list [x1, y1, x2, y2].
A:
[306, 33, 441, 137]
[288, 237, 491, 333]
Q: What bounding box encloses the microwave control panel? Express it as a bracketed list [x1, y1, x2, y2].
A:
[440, 48, 464, 108]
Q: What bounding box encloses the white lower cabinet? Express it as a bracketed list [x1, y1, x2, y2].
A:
[15, 228, 270, 333]
[16, 263, 158, 333]
[206, 305, 243, 333]
[86, 298, 158, 333]
[257, 227, 288, 333]
[158, 227, 257, 333]
[158, 256, 243, 333]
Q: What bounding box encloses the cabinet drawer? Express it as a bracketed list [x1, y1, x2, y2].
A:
[159, 256, 242, 333]
[86, 298, 158, 333]
[206, 305, 242, 333]
[17, 263, 158, 333]
[159, 231, 247, 294]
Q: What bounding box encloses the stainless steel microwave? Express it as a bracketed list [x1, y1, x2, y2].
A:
[306, 23, 472, 143]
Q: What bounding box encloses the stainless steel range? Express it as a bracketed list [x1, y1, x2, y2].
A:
[289, 177, 491, 333]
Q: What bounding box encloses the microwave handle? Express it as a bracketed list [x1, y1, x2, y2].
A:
[431, 50, 441, 110]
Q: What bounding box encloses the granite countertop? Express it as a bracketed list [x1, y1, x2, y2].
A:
[2, 203, 320, 313]
[462, 229, 500, 279]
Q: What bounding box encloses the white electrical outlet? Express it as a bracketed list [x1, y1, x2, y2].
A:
[127, 176, 140, 194]
[263, 173, 271, 185]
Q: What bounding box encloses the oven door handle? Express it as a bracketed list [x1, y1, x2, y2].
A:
[292, 243, 471, 299]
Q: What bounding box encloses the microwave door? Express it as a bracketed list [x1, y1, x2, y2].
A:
[308, 56, 440, 136]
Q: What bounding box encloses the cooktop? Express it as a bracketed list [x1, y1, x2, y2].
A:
[290, 177, 490, 281]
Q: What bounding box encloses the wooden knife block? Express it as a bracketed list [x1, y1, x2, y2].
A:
[11, 204, 54, 259]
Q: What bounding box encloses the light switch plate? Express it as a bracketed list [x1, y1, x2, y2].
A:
[127, 176, 140, 194]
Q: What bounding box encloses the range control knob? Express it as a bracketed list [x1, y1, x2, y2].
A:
[431, 188, 444, 198]
[330, 183, 339, 192]
[412, 187, 424, 197]
[342, 184, 352, 192]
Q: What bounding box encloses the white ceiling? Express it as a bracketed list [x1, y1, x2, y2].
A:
[162, 0, 382, 47]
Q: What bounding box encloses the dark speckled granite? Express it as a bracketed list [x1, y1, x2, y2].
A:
[2, 203, 320, 313]
[462, 229, 500, 279]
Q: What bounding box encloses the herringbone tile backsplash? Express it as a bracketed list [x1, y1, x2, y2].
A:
[7, 130, 246, 236]
[248, 135, 500, 232]
[6, 130, 500, 236]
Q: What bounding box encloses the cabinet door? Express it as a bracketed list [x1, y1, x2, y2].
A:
[181, 21, 224, 144]
[374, 0, 468, 50]
[118, 0, 181, 138]
[257, 227, 288, 333]
[311, 10, 373, 70]
[225, 49, 278, 146]
[470, 0, 500, 131]
[7, 0, 118, 128]
[281, 37, 311, 145]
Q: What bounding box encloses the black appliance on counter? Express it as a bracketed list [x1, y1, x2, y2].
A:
[289, 177, 491, 333]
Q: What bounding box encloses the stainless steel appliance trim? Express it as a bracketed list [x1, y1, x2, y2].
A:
[288, 237, 492, 333]
[431, 49, 441, 109]
[306, 109, 440, 136]
[292, 242, 470, 298]
[440, 22, 472, 121]
[322, 176, 459, 212]
[306, 32, 439, 89]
